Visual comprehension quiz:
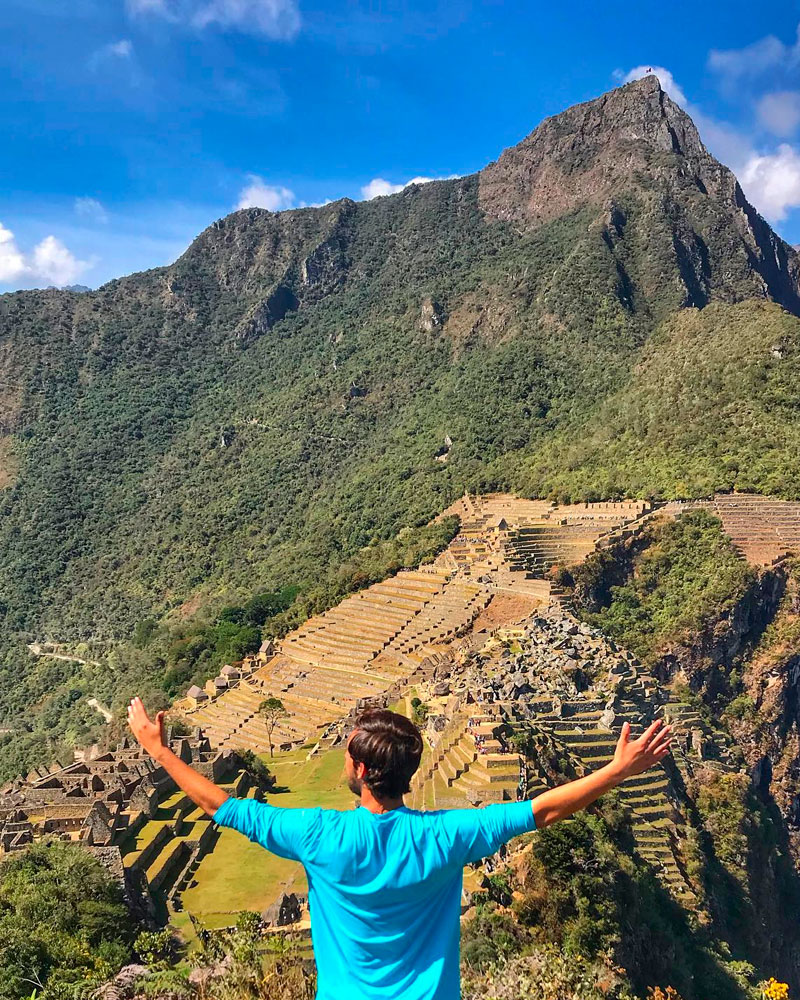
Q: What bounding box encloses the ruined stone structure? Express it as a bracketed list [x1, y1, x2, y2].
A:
[179, 496, 650, 754]
[0, 728, 234, 855]
[403, 604, 743, 908]
[683, 493, 800, 566]
[13, 491, 792, 926]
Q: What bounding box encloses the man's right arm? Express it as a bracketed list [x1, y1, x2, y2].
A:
[127, 697, 228, 816]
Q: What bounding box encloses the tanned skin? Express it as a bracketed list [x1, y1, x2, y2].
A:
[128, 697, 672, 824]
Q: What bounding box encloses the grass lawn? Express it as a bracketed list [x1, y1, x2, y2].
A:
[119, 819, 170, 860]
[181, 748, 353, 927]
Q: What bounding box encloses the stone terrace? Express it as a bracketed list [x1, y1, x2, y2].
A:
[703, 493, 800, 565]
[407, 605, 744, 907]
[181, 497, 654, 755]
[502, 500, 650, 578]
[185, 569, 457, 752]
[611, 493, 800, 568]
[282, 569, 450, 672]
[171, 491, 778, 918]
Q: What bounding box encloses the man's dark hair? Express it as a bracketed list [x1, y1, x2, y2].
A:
[349, 709, 423, 800]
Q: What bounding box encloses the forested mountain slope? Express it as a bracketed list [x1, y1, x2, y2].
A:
[0, 73, 798, 660]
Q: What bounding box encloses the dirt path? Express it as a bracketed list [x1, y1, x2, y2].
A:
[87, 697, 113, 723]
[27, 642, 101, 667]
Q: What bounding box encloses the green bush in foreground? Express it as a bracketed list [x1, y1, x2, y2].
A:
[0, 841, 136, 1000]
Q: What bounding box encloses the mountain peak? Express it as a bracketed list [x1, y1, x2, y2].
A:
[479, 75, 709, 228]
[479, 76, 800, 314]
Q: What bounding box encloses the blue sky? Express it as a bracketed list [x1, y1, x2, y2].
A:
[2, 0, 800, 291]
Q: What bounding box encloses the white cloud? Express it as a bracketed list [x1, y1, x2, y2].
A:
[74, 197, 109, 224]
[236, 176, 295, 211]
[362, 178, 412, 199]
[739, 145, 800, 223]
[0, 223, 90, 289]
[621, 65, 687, 107]
[0, 224, 28, 284]
[32, 236, 90, 286]
[757, 91, 800, 138]
[708, 26, 800, 85]
[109, 39, 133, 57]
[126, 0, 300, 38]
[360, 175, 458, 200]
[127, 0, 168, 12]
[89, 38, 134, 69]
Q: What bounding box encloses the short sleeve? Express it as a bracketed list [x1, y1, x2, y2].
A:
[442, 800, 537, 866]
[213, 797, 320, 862]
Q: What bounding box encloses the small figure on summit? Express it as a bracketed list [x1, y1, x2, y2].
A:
[127, 698, 671, 1000]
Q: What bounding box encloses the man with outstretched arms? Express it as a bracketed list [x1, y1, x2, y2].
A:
[127, 697, 671, 1000]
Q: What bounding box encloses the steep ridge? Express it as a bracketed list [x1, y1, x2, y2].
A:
[480, 75, 800, 314]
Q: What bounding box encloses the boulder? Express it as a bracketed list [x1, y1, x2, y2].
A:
[690, 728, 705, 758]
[599, 698, 617, 732]
[189, 954, 234, 988]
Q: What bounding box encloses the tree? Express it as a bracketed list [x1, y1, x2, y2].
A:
[259, 697, 288, 758]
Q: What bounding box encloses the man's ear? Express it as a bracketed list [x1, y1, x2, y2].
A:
[356, 761, 368, 780]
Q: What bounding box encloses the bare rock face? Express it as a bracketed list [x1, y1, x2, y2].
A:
[262, 891, 302, 927]
[479, 75, 800, 314]
[480, 76, 705, 227]
[419, 297, 445, 333]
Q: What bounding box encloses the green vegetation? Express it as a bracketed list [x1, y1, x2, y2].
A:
[507, 302, 800, 503]
[568, 510, 754, 665]
[463, 799, 793, 1000]
[2, 82, 800, 1000]
[258, 698, 288, 758]
[0, 517, 457, 783]
[687, 771, 800, 994]
[159, 586, 300, 699]
[410, 697, 429, 726]
[0, 841, 137, 1000]
[0, 149, 799, 781]
[462, 946, 638, 1000]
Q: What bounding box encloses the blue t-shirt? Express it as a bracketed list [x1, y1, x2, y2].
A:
[213, 798, 537, 1000]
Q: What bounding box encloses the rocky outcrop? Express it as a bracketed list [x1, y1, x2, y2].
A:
[726, 565, 800, 851]
[479, 75, 800, 315]
[177, 198, 356, 347]
[301, 199, 355, 295]
[234, 283, 300, 345]
[653, 565, 786, 696]
[419, 296, 445, 333]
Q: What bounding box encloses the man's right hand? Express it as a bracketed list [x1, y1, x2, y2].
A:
[127, 696, 228, 815]
[611, 719, 672, 779]
[127, 697, 168, 760]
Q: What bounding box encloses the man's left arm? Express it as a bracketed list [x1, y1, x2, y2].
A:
[531, 719, 672, 829]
